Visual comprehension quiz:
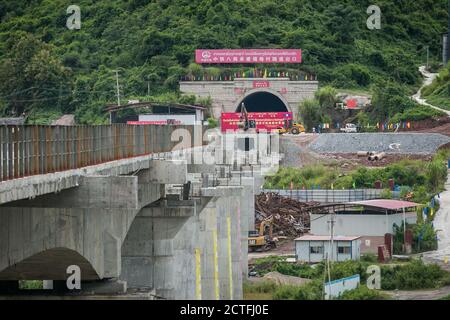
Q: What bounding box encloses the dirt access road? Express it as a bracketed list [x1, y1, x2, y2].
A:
[412, 66, 450, 116]
[248, 240, 295, 261]
[390, 169, 450, 299]
[383, 286, 450, 300]
[423, 170, 450, 270]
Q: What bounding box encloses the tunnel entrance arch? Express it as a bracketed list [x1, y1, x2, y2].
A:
[235, 89, 290, 113]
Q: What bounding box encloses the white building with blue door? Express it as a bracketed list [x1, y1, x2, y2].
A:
[295, 235, 361, 263]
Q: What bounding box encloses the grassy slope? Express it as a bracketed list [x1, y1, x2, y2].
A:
[422, 63, 450, 111]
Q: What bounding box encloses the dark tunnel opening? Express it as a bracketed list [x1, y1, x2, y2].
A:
[236, 91, 289, 112]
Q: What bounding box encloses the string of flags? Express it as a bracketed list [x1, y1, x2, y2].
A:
[376, 122, 412, 130]
[314, 122, 414, 131]
[180, 69, 317, 81]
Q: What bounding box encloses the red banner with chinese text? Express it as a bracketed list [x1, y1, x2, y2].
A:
[196, 49, 302, 64]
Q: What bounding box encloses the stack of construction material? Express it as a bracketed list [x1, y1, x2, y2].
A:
[255, 192, 319, 237]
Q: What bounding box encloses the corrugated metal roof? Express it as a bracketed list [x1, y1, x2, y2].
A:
[295, 235, 361, 241]
[0, 117, 25, 125]
[349, 199, 419, 210]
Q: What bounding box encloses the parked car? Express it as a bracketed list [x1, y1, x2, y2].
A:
[340, 123, 358, 133]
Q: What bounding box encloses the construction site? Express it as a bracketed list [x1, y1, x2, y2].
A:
[2, 2, 450, 306]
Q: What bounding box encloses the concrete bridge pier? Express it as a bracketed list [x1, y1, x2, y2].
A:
[121, 184, 249, 300]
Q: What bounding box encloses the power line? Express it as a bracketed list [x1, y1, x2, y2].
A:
[10, 95, 74, 103]
[0, 86, 116, 100]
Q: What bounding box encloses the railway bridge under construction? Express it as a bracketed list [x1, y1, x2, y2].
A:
[0, 124, 277, 299]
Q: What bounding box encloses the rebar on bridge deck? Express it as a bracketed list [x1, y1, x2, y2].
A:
[0, 124, 198, 182]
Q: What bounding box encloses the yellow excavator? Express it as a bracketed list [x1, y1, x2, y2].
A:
[237, 103, 256, 132]
[277, 119, 305, 135]
[248, 216, 276, 252]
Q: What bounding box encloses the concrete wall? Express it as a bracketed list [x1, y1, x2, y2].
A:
[121, 186, 247, 300]
[359, 236, 385, 254]
[180, 78, 318, 119]
[311, 213, 417, 237]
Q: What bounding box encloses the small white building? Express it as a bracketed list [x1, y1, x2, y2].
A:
[310, 200, 419, 254]
[295, 235, 361, 263]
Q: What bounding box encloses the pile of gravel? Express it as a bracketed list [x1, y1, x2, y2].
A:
[309, 133, 450, 155]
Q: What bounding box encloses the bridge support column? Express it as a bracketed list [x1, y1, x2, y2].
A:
[121, 184, 248, 300]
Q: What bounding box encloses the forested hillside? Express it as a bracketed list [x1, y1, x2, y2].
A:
[0, 0, 447, 124]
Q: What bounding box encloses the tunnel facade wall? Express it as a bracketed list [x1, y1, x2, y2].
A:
[180, 78, 319, 119]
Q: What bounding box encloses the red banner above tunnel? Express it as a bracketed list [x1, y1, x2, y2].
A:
[195, 49, 302, 64]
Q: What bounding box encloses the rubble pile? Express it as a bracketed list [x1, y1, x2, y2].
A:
[255, 192, 319, 237]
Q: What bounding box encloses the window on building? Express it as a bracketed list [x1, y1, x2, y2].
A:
[338, 246, 351, 254]
[310, 246, 324, 254]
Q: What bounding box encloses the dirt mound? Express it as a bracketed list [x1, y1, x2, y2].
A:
[263, 271, 311, 286]
[414, 122, 450, 136]
[51, 114, 75, 126]
[325, 153, 433, 168]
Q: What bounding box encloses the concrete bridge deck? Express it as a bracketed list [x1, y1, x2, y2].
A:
[0, 124, 275, 299]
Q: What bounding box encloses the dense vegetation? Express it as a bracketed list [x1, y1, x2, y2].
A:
[0, 0, 447, 123]
[246, 256, 450, 299]
[422, 62, 450, 110]
[264, 149, 450, 203]
[300, 83, 445, 130]
[392, 221, 438, 254]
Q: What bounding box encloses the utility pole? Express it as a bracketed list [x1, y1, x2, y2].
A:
[426, 46, 430, 70]
[147, 81, 150, 96]
[113, 70, 121, 106]
[447, 0, 450, 64]
[327, 213, 335, 262]
[324, 212, 335, 299]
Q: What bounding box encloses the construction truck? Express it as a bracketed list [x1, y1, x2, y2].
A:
[248, 216, 276, 252]
[277, 119, 305, 135]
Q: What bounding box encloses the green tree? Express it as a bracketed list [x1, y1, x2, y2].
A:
[299, 99, 321, 131]
[426, 160, 447, 193]
[369, 80, 417, 121]
[314, 86, 337, 109]
[0, 33, 71, 115]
